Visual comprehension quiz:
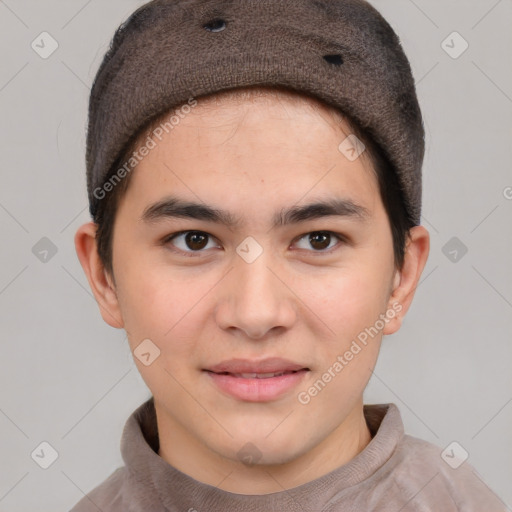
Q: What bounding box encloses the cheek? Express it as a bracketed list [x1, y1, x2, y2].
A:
[294, 269, 388, 415]
[302, 264, 392, 340]
[117, 266, 212, 392]
[116, 261, 229, 374]
[115, 261, 206, 345]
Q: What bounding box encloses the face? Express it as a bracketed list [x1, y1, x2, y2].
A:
[107, 91, 402, 478]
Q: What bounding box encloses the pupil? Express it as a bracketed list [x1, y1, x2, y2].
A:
[186, 231, 207, 250]
[310, 232, 330, 250]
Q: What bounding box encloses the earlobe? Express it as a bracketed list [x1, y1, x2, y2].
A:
[74, 222, 124, 329]
[383, 225, 430, 336]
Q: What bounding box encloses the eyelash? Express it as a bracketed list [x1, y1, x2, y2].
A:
[161, 230, 347, 258]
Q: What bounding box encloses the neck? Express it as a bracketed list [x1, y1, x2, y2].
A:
[156, 400, 372, 494]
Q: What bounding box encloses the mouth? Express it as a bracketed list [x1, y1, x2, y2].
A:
[204, 357, 310, 375]
[204, 369, 307, 379]
[202, 359, 310, 402]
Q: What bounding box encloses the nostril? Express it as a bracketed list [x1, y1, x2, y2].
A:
[323, 54, 344, 65]
[203, 18, 227, 32]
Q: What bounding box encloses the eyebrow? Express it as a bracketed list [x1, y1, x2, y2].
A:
[141, 195, 371, 229]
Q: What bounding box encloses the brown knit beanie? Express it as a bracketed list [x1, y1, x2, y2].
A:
[86, 0, 424, 224]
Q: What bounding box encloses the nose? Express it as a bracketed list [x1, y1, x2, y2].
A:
[215, 249, 297, 340]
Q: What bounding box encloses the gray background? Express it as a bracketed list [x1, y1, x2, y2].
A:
[0, 0, 511, 510]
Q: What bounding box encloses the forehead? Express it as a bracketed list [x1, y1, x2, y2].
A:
[119, 87, 380, 219]
[136, 86, 358, 154]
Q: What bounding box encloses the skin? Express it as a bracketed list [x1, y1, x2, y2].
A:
[75, 89, 429, 494]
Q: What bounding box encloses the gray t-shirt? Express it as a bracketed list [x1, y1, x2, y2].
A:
[70, 397, 505, 511]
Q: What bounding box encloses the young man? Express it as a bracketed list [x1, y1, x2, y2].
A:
[72, 0, 505, 510]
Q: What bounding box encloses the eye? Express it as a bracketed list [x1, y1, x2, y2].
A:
[292, 231, 345, 253]
[163, 231, 220, 255]
[162, 230, 346, 257]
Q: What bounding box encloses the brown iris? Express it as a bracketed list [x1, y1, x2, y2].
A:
[308, 232, 332, 251]
[185, 231, 209, 250]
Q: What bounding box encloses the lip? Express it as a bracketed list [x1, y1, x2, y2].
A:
[203, 357, 310, 402]
[205, 357, 309, 374]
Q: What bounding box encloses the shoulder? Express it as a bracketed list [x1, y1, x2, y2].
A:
[69, 466, 127, 512]
[380, 434, 506, 511]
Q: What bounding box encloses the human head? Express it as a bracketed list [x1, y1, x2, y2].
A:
[75, 0, 430, 492]
[75, 88, 429, 490]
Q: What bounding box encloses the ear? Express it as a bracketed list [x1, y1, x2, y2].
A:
[74, 221, 124, 329]
[383, 225, 430, 335]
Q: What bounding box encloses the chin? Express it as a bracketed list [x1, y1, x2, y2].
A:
[218, 431, 310, 467]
